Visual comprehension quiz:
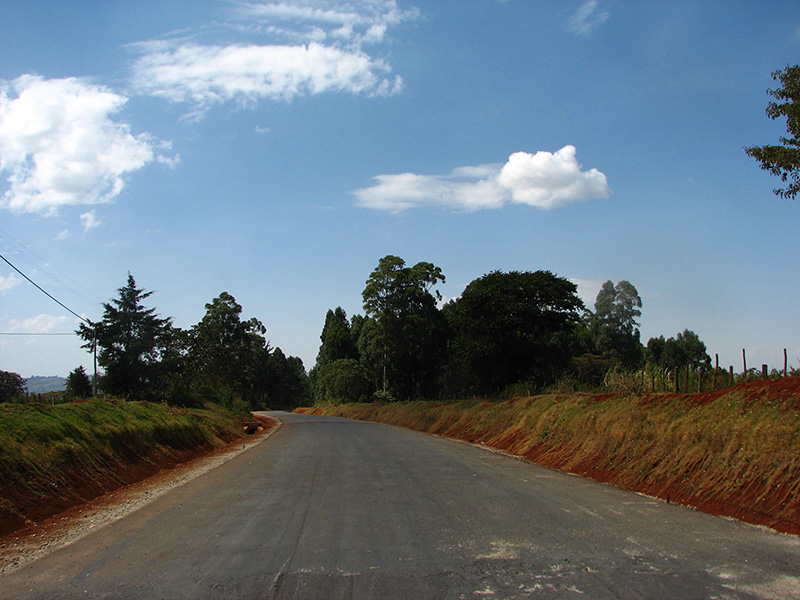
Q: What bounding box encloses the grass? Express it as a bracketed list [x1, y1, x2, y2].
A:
[298, 378, 800, 535]
[0, 399, 245, 537]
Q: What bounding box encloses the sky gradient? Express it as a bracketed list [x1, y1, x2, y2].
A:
[1, 0, 799, 379]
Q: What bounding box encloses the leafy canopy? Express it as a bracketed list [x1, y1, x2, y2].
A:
[361, 255, 448, 400]
[592, 280, 643, 367]
[449, 270, 584, 392]
[745, 65, 800, 201]
[77, 273, 172, 400]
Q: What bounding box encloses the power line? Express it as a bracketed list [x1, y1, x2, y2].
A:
[0, 252, 92, 325]
[0, 228, 99, 307]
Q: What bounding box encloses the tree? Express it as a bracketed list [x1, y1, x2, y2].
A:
[77, 273, 172, 400]
[314, 358, 372, 404]
[745, 65, 800, 201]
[65, 366, 93, 399]
[646, 329, 711, 371]
[187, 292, 272, 409]
[592, 280, 644, 367]
[315, 307, 359, 369]
[0, 371, 26, 403]
[361, 255, 449, 400]
[448, 270, 584, 393]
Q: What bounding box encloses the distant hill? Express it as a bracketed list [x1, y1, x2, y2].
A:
[26, 376, 67, 394]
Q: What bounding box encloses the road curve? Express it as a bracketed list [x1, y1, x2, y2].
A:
[1, 412, 799, 599]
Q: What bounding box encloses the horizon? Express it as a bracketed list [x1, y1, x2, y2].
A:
[1, 1, 799, 378]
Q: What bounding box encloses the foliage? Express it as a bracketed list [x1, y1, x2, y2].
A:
[315, 307, 359, 368]
[77, 273, 172, 401]
[745, 65, 800, 201]
[0, 370, 27, 403]
[75, 279, 309, 410]
[361, 255, 449, 400]
[591, 280, 644, 367]
[187, 292, 272, 408]
[447, 270, 584, 393]
[311, 307, 364, 404]
[180, 292, 309, 410]
[314, 358, 372, 404]
[265, 349, 310, 410]
[646, 329, 711, 371]
[65, 366, 93, 399]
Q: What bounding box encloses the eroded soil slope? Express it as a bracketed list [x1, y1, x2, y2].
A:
[300, 378, 800, 534]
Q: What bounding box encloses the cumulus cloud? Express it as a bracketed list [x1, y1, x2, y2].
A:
[0, 272, 23, 293]
[9, 313, 70, 333]
[354, 146, 611, 213]
[0, 75, 160, 215]
[567, 0, 610, 36]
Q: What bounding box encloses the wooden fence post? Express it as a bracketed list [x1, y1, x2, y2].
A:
[762, 364, 768, 379]
[713, 354, 719, 390]
[742, 348, 747, 375]
[785, 349, 789, 377]
[729, 365, 734, 387]
[674, 367, 679, 393]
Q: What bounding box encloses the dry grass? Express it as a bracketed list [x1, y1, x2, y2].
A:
[298, 378, 800, 534]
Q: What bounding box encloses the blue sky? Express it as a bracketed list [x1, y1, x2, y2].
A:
[1, 0, 799, 379]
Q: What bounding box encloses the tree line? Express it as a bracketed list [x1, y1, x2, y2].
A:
[68, 274, 309, 411]
[310, 255, 714, 404]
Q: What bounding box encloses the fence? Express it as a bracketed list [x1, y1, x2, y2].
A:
[604, 348, 797, 395]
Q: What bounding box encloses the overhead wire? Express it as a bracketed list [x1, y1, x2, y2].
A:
[0, 228, 100, 308]
[0, 252, 92, 325]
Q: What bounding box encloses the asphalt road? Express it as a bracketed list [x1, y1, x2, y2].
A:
[2, 412, 799, 599]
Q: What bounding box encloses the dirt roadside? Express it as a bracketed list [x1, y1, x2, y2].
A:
[0, 416, 281, 576]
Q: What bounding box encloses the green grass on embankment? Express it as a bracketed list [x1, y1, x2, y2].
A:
[0, 399, 245, 537]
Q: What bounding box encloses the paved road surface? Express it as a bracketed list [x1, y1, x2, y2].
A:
[1, 412, 799, 599]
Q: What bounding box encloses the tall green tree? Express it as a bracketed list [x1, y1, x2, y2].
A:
[311, 307, 362, 403]
[361, 255, 448, 400]
[264, 348, 310, 409]
[188, 292, 272, 408]
[448, 270, 584, 393]
[745, 65, 800, 201]
[77, 273, 172, 400]
[315, 307, 359, 369]
[592, 280, 644, 367]
[65, 366, 93, 399]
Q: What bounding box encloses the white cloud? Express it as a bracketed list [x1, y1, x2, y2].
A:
[233, 1, 419, 47]
[354, 146, 611, 213]
[9, 313, 70, 333]
[131, 42, 403, 118]
[0, 75, 159, 215]
[80, 210, 101, 231]
[130, 1, 416, 117]
[0, 272, 23, 293]
[567, 0, 610, 36]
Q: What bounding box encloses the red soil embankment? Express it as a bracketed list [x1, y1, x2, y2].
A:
[299, 378, 800, 535]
